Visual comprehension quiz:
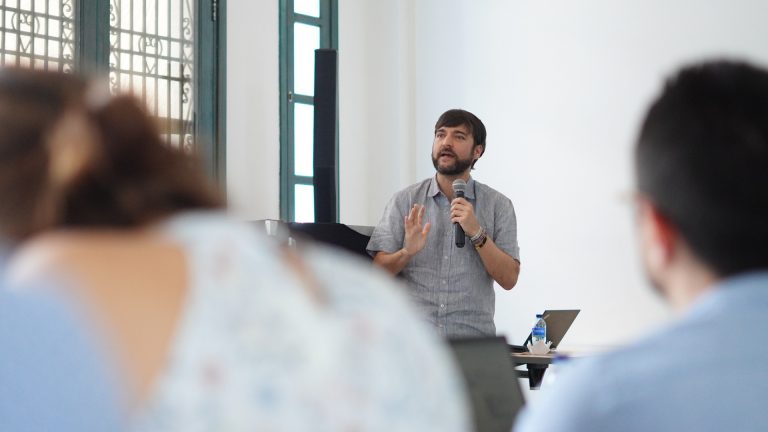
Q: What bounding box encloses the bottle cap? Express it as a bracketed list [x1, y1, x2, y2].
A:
[536, 314, 543, 318]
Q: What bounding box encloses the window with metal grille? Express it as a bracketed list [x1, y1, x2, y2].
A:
[279, 0, 337, 222]
[0, 0, 224, 181]
[0, 0, 75, 71]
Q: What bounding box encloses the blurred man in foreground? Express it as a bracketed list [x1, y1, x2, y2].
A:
[516, 60, 768, 431]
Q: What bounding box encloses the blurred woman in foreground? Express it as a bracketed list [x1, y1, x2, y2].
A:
[0, 68, 469, 431]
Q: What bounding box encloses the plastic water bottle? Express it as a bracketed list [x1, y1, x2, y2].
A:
[532, 314, 547, 344]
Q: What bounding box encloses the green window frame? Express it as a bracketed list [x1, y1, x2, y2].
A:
[279, 0, 337, 222]
[0, 0, 225, 182]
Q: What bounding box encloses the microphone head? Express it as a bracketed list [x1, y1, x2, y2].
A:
[452, 179, 467, 195]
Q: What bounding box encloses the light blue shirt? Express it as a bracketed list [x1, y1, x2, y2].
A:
[515, 271, 768, 432]
[0, 288, 124, 431]
[368, 176, 520, 337]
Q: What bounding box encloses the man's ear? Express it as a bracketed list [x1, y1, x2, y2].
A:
[637, 196, 679, 268]
[473, 144, 484, 160]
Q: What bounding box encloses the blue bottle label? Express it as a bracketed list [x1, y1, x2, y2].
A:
[532, 328, 545, 337]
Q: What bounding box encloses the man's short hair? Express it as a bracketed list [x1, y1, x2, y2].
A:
[636, 60, 768, 276]
[435, 109, 487, 168]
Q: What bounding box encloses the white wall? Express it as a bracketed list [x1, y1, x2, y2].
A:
[226, 0, 768, 347]
[337, 0, 417, 226]
[227, 0, 280, 220]
[410, 0, 768, 347]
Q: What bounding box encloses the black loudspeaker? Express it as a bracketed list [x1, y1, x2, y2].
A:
[313, 49, 338, 223]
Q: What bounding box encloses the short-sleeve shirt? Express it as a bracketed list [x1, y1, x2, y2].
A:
[367, 176, 520, 337]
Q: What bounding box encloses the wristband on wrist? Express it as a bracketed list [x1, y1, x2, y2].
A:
[474, 234, 488, 249]
[472, 228, 488, 249]
[469, 227, 485, 243]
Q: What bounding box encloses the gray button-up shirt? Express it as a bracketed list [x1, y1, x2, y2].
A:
[367, 176, 520, 337]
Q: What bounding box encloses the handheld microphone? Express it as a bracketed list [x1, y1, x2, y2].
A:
[452, 179, 467, 248]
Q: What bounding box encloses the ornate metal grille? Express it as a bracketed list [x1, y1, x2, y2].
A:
[108, 0, 194, 151]
[0, 0, 75, 72]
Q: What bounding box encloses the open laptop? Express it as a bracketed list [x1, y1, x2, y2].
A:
[448, 336, 526, 432]
[509, 309, 580, 353]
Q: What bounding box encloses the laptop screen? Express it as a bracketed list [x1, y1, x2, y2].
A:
[522, 309, 580, 349]
[448, 336, 525, 432]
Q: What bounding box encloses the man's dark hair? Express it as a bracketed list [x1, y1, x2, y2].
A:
[636, 60, 768, 276]
[435, 109, 486, 168]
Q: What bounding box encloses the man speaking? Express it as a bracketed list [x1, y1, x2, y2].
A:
[367, 109, 521, 337]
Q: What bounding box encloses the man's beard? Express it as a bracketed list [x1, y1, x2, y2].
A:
[432, 152, 473, 176]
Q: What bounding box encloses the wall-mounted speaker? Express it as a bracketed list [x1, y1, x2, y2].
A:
[313, 49, 338, 223]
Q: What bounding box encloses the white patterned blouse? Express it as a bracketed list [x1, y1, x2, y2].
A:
[131, 212, 470, 432]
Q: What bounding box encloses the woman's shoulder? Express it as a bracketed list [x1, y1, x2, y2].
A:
[157, 211, 268, 249]
[6, 227, 183, 291]
[7, 231, 93, 288]
[298, 245, 436, 333]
